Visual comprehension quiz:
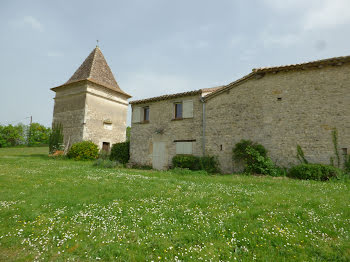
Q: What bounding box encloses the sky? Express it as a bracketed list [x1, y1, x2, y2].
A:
[1, 0, 350, 127]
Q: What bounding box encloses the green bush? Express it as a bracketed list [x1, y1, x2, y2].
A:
[172, 155, 219, 173]
[287, 164, 343, 181]
[344, 155, 350, 174]
[67, 141, 99, 160]
[110, 141, 130, 164]
[244, 147, 284, 177]
[199, 156, 220, 173]
[93, 159, 119, 168]
[172, 155, 201, 170]
[49, 123, 64, 154]
[233, 140, 267, 163]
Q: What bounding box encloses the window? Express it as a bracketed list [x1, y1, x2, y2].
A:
[176, 142, 193, 154]
[143, 107, 150, 122]
[103, 123, 112, 130]
[132, 107, 141, 123]
[103, 119, 112, 130]
[175, 103, 182, 119]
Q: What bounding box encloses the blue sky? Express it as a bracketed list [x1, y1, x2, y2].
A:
[1, 0, 350, 126]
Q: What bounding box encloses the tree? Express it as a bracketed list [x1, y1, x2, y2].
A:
[0, 124, 25, 147]
[28, 123, 51, 146]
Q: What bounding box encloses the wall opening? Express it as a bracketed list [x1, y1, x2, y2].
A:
[277, 97, 282, 101]
[342, 148, 348, 155]
[102, 142, 110, 152]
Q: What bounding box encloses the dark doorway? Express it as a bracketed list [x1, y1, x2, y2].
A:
[102, 142, 110, 152]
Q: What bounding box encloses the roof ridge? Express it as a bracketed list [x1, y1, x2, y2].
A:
[252, 54, 350, 73]
[87, 47, 98, 79]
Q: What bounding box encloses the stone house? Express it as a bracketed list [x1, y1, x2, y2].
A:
[51, 47, 131, 151]
[130, 55, 350, 173]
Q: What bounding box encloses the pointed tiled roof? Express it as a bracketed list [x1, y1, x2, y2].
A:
[52, 47, 131, 98]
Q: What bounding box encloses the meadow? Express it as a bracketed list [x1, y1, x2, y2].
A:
[0, 147, 349, 261]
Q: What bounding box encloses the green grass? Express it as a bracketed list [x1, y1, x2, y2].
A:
[0, 147, 349, 261]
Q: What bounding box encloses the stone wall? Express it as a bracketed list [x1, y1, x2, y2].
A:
[52, 83, 87, 146]
[52, 82, 129, 150]
[130, 94, 203, 168]
[83, 83, 129, 148]
[205, 63, 350, 173]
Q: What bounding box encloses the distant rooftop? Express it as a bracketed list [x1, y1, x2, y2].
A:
[130, 86, 224, 105]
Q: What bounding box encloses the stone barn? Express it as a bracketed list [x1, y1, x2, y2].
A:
[51, 47, 131, 150]
[129, 55, 350, 173]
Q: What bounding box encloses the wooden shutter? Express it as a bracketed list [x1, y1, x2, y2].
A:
[183, 142, 193, 154]
[176, 142, 193, 154]
[132, 107, 141, 123]
[182, 100, 193, 118]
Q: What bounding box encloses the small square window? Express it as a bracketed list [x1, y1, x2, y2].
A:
[277, 97, 282, 101]
[143, 107, 149, 122]
[175, 103, 182, 119]
[342, 148, 348, 155]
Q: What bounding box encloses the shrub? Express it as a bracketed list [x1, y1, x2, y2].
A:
[110, 141, 130, 164]
[93, 159, 119, 168]
[344, 155, 350, 174]
[287, 164, 343, 181]
[244, 147, 284, 177]
[172, 155, 201, 170]
[199, 156, 220, 174]
[49, 123, 64, 154]
[233, 140, 267, 163]
[172, 155, 220, 173]
[98, 150, 110, 160]
[67, 141, 99, 160]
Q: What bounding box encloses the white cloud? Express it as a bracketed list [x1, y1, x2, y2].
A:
[263, 0, 350, 30]
[22, 16, 44, 32]
[304, 0, 350, 30]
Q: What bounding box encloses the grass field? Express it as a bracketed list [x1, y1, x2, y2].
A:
[0, 147, 349, 261]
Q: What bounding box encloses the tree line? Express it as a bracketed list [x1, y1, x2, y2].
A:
[0, 123, 51, 148]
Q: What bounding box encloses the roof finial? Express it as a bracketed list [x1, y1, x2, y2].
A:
[96, 40, 99, 48]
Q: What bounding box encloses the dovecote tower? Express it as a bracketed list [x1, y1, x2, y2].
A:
[51, 47, 131, 150]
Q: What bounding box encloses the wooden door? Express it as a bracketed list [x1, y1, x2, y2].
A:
[102, 142, 110, 152]
[152, 142, 167, 170]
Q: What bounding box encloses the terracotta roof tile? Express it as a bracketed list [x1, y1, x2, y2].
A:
[130, 90, 202, 105]
[130, 86, 224, 105]
[52, 47, 131, 98]
[252, 55, 350, 73]
[205, 54, 350, 100]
